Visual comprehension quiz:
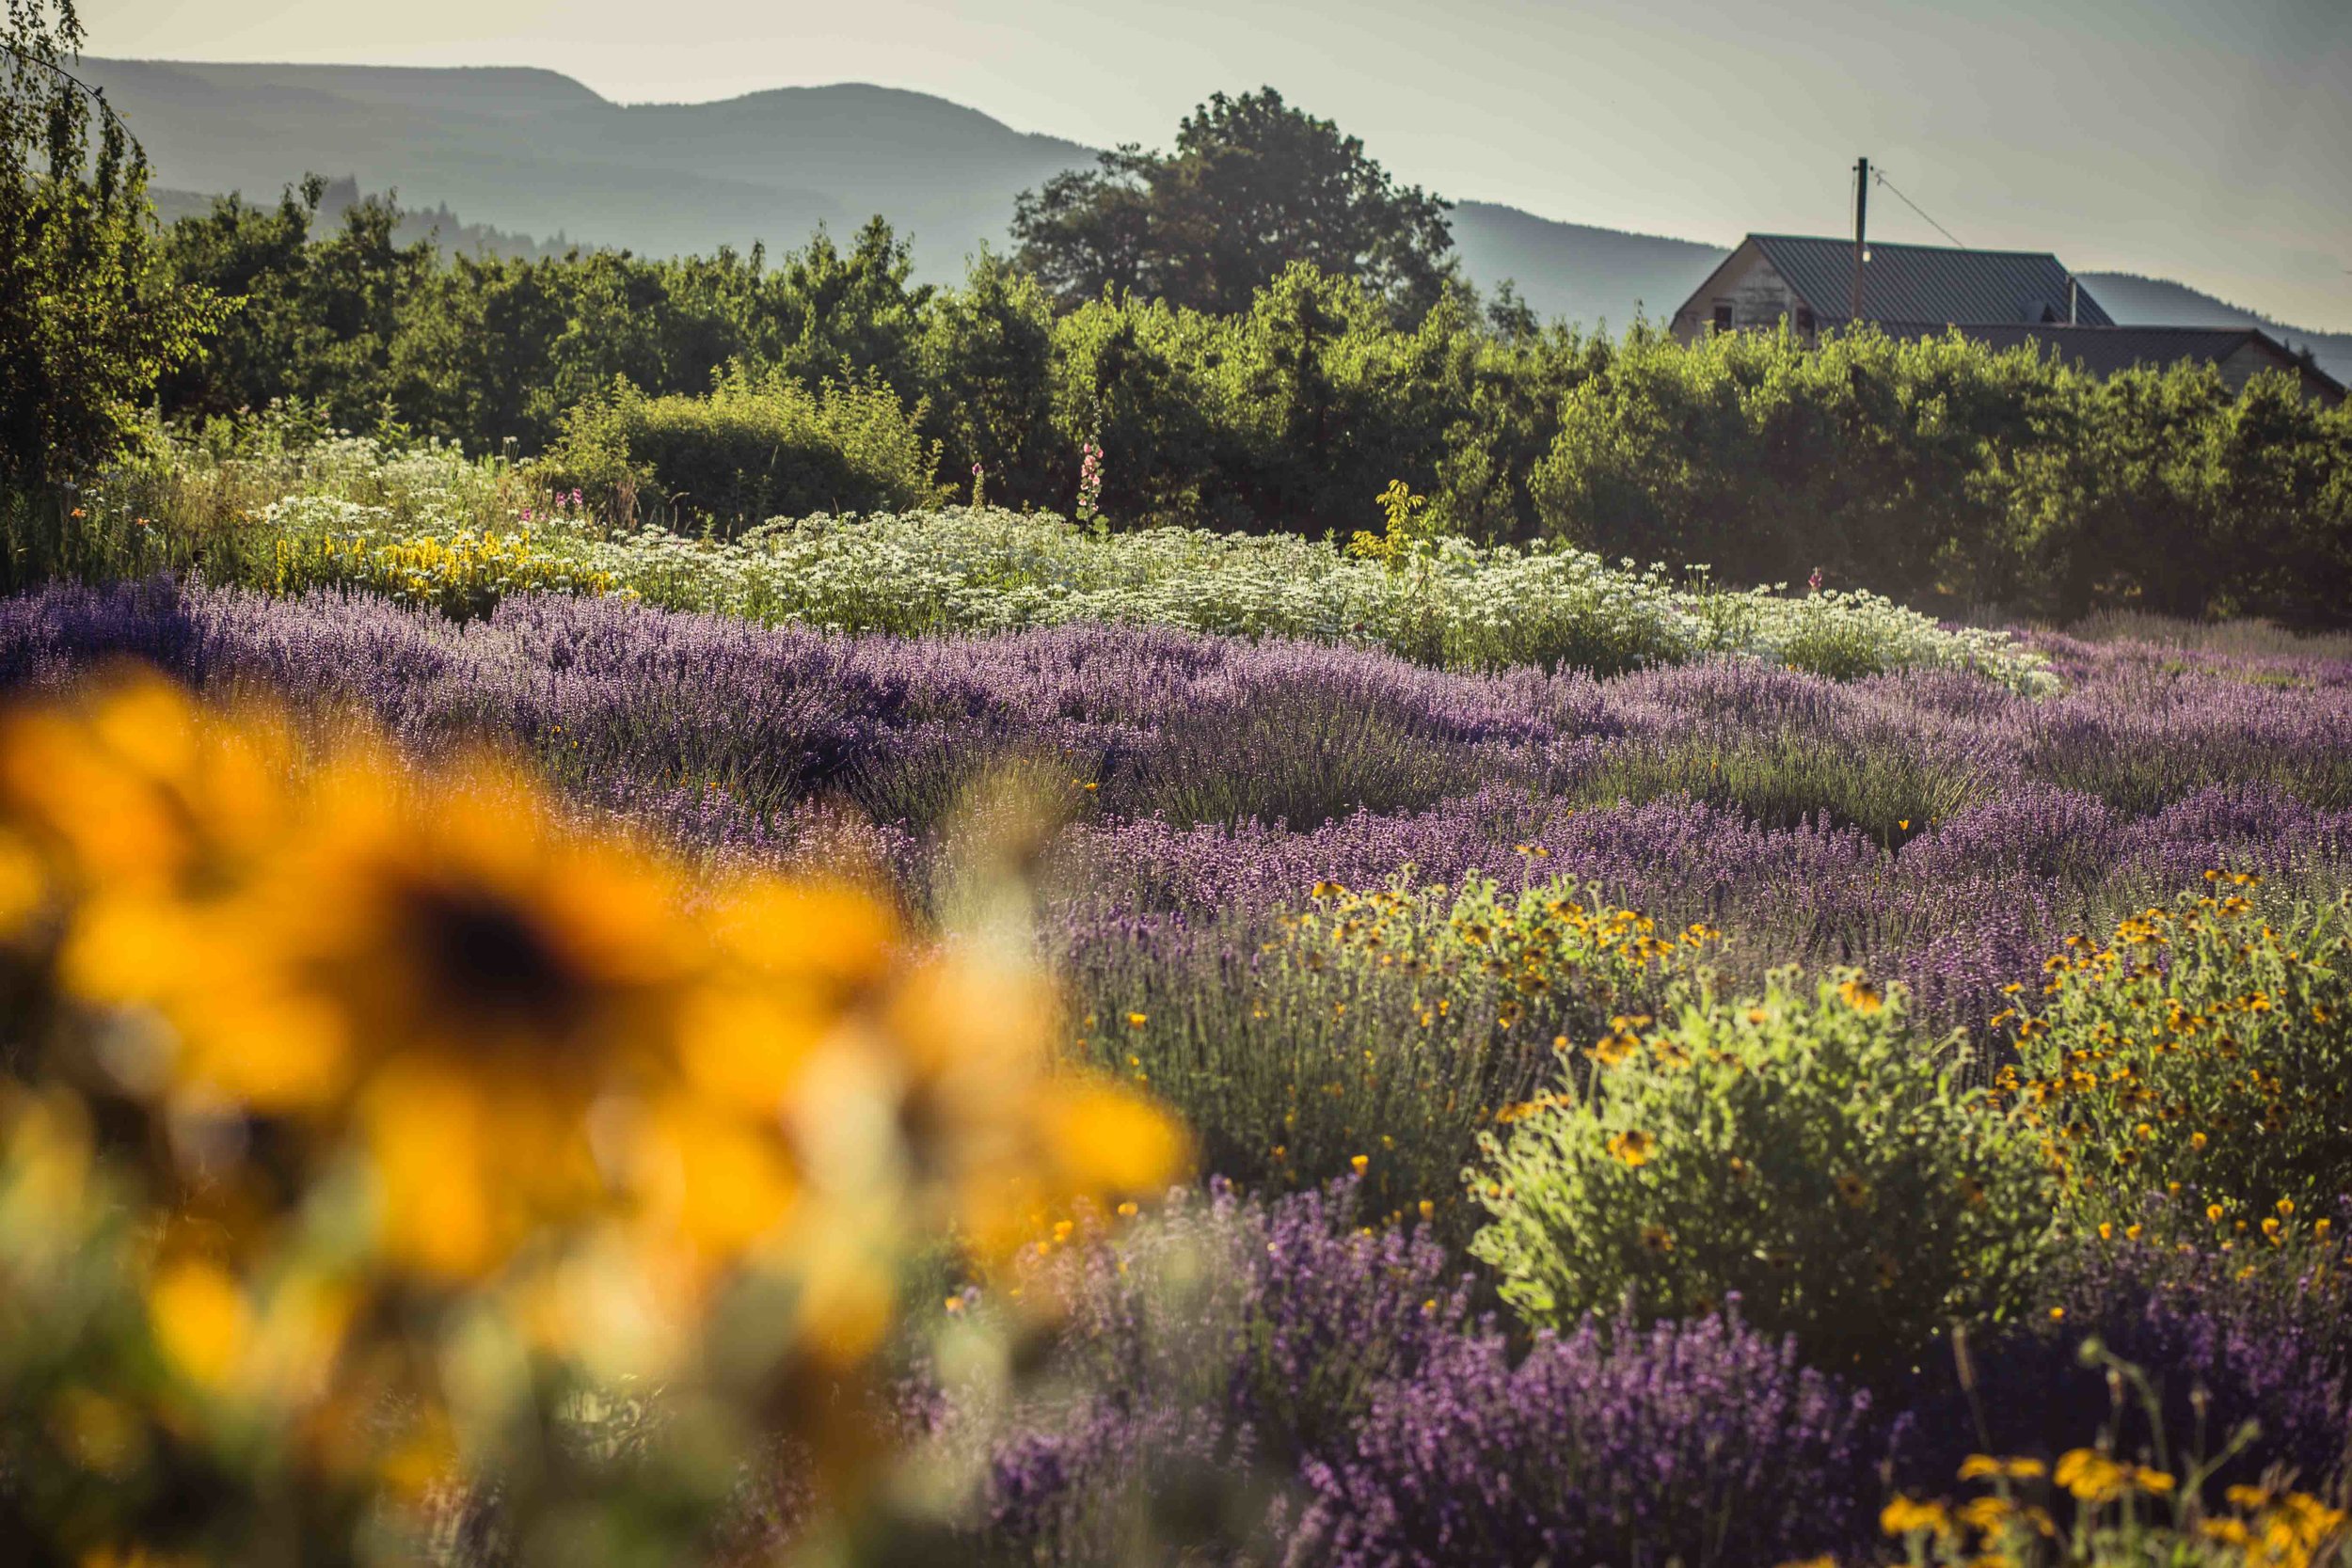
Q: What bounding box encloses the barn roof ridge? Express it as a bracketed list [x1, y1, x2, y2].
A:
[1744, 232, 2065, 260]
[1740, 233, 2118, 327]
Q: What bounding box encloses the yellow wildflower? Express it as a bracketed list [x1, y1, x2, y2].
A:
[1606, 1129, 1656, 1167]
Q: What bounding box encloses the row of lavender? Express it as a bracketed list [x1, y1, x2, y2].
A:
[5, 579, 2346, 1031]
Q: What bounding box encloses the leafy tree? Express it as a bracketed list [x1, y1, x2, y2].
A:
[1049, 292, 1223, 525]
[917, 250, 1058, 507]
[1012, 87, 1458, 321]
[752, 215, 934, 395]
[1, 0, 222, 488]
[156, 177, 327, 418]
[386, 250, 571, 446]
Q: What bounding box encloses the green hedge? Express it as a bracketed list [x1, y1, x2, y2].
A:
[536, 366, 945, 533]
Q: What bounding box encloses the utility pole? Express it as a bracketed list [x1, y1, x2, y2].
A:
[1851, 156, 1869, 324]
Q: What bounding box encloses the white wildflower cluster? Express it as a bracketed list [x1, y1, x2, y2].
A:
[217, 447, 2053, 692]
[563, 508, 2056, 693]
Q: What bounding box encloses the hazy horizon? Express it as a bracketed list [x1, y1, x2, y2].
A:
[77, 0, 2352, 333]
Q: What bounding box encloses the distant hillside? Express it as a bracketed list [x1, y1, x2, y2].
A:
[84, 57, 1089, 264]
[91, 57, 2351, 383]
[1447, 201, 1725, 332]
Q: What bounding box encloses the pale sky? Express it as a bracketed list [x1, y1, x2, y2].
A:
[79, 0, 2352, 330]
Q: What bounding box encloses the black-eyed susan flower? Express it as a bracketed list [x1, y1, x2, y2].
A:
[1837, 977, 1884, 1014]
[1605, 1129, 1656, 1167]
[1880, 1497, 1951, 1538]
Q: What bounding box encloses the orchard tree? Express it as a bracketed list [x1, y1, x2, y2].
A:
[1011, 87, 1459, 322]
[1, 0, 222, 489]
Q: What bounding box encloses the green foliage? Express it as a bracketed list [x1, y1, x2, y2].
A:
[1347, 480, 1445, 570]
[102, 155, 2352, 626]
[1011, 87, 1459, 321]
[0, 2, 223, 493]
[916, 251, 1059, 510]
[151, 178, 326, 416]
[1532, 322, 2068, 606]
[536, 365, 944, 531]
[159, 202, 935, 459]
[1071, 872, 1700, 1244]
[1530, 322, 2352, 624]
[1995, 881, 2352, 1233]
[1470, 971, 2054, 1375]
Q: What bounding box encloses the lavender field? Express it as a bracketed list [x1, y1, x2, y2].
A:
[8, 0, 2351, 1553]
[4, 571, 2349, 1566]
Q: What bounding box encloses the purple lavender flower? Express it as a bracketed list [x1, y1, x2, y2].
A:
[913, 1180, 1476, 1560]
[1289, 1306, 1880, 1568]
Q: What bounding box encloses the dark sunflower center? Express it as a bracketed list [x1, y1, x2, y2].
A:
[408, 882, 586, 1029]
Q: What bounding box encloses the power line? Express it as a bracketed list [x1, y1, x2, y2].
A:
[1871, 166, 1968, 249]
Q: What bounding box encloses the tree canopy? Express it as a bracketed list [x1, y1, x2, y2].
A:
[1, 0, 221, 488]
[1011, 87, 1459, 321]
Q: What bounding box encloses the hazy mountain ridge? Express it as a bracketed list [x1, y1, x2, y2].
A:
[87, 56, 2350, 382]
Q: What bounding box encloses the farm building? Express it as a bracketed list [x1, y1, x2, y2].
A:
[1670, 234, 2344, 404]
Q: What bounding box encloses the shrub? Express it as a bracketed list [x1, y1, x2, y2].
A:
[1069, 872, 1702, 1242]
[538, 365, 944, 532]
[1995, 881, 2352, 1231]
[1529, 322, 2352, 626]
[1470, 970, 2054, 1374]
[1289, 1307, 1882, 1568]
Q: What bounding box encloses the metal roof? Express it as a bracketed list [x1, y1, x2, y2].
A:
[1750, 234, 2116, 327]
